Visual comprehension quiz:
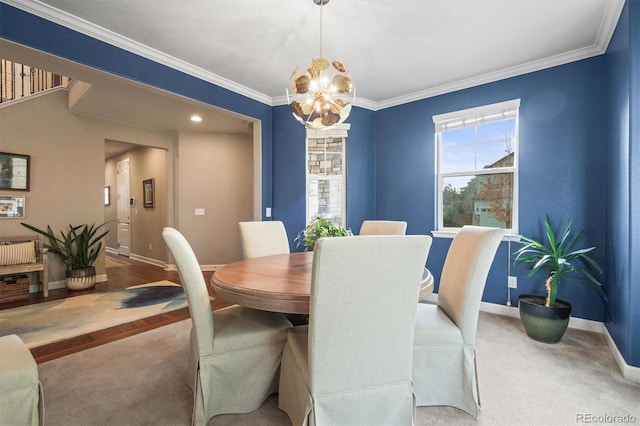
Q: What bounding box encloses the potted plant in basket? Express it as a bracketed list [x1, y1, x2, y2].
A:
[21, 222, 110, 291]
[513, 214, 607, 343]
[295, 216, 352, 251]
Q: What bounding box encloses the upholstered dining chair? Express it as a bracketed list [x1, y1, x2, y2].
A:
[359, 220, 407, 235]
[162, 227, 291, 426]
[238, 220, 290, 259]
[278, 235, 433, 426]
[412, 225, 503, 418]
[0, 334, 44, 426]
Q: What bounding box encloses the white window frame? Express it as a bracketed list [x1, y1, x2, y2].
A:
[432, 99, 520, 238]
[305, 124, 349, 227]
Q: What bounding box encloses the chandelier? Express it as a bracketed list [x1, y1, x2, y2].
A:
[287, 0, 355, 129]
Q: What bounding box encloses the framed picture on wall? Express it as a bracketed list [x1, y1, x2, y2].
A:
[0, 195, 25, 218]
[0, 152, 30, 191]
[143, 178, 154, 208]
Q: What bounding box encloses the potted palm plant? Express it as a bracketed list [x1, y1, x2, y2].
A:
[295, 216, 352, 251]
[21, 222, 110, 291]
[513, 215, 607, 343]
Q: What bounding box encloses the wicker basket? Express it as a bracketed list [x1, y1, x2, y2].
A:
[0, 275, 30, 303]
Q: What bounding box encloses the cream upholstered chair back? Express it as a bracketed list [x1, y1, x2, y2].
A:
[309, 236, 430, 394]
[163, 227, 291, 424]
[238, 221, 290, 259]
[278, 235, 432, 425]
[359, 220, 407, 235]
[162, 227, 214, 356]
[437, 225, 504, 345]
[412, 225, 503, 417]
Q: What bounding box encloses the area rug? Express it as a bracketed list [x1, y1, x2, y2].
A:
[0, 281, 187, 348]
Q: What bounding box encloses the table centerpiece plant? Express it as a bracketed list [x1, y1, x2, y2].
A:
[295, 216, 352, 251]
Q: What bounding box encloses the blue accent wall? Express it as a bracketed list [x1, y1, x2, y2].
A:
[272, 105, 307, 248]
[272, 105, 376, 249]
[376, 59, 608, 322]
[605, 0, 640, 368]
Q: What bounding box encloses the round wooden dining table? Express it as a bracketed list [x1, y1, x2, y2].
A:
[210, 252, 434, 314]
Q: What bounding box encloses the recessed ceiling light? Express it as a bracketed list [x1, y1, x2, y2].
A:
[190, 115, 202, 122]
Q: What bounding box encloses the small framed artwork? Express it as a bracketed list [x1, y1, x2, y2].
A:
[0, 195, 25, 218]
[0, 152, 30, 191]
[104, 186, 111, 206]
[143, 178, 154, 208]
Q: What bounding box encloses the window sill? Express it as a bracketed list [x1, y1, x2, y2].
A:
[431, 229, 521, 242]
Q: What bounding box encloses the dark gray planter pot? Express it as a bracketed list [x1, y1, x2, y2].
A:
[65, 266, 96, 291]
[518, 294, 571, 343]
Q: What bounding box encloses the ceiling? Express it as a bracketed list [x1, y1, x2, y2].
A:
[2, 0, 626, 135]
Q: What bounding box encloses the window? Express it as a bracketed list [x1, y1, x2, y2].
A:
[433, 99, 520, 234]
[305, 125, 349, 227]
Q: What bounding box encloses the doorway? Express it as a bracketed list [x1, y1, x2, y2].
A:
[116, 158, 131, 256]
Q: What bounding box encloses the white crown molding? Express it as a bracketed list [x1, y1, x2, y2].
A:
[4, 0, 625, 112]
[377, 45, 608, 111]
[376, 0, 625, 110]
[3, 0, 273, 106]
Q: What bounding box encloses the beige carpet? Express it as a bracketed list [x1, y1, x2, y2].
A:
[38, 312, 639, 426]
[0, 281, 186, 348]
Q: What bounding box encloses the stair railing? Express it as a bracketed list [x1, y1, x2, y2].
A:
[1, 59, 70, 103]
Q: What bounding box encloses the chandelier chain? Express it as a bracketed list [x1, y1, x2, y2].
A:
[319, 0, 323, 58]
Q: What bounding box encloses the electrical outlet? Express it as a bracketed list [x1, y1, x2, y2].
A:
[508, 276, 517, 289]
[148, 243, 152, 250]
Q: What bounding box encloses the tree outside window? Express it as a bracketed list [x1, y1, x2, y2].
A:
[434, 99, 519, 233]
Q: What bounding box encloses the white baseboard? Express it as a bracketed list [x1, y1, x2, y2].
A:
[34, 272, 109, 293]
[428, 293, 640, 384]
[164, 263, 220, 272]
[482, 300, 640, 383]
[47, 280, 65, 291]
[200, 264, 220, 272]
[479, 300, 605, 333]
[106, 248, 220, 273]
[603, 326, 640, 384]
[129, 253, 165, 268]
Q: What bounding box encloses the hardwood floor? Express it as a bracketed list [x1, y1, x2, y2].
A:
[0, 254, 229, 364]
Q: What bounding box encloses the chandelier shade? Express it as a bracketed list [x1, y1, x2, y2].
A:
[287, 0, 355, 129]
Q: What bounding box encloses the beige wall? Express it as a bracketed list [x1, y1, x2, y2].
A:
[0, 89, 175, 282]
[177, 132, 253, 265]
[105, 146, 168, 262]
[1, 89, 256, 286]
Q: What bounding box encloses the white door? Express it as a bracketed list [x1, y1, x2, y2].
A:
[116, 159, 131, 256]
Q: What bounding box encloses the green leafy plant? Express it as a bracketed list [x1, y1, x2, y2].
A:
[21, 222, 110, 270]
[513, 214, 607, 308]
[295, 216, 352, 251]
